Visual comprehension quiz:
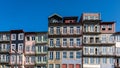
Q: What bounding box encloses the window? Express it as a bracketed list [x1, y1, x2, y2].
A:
[3, 44, 6, 49]
[90, 58, 94, 64]
[70, 52, 73, 58]
[90, 25, 94, 32]
[19, 56, 22, 62]
[109, 36, 114, 42]
[12, 55, 15, 61]
[63, 52, 67, 58]
[76, 27, 80, 34]
[84, 47, 88, 54]
[63, 39, 67, 46]
[38, 56, 41, 62]
[50, 27, 54, 35]
[102, 25, 106, 30]
[90, 37, 94, 43]
[84, 25, 88, 32]
[11, 34, 16, 40]
[109, 58, 113, 64]
[0, 34, 3, 41]
[38, 46, 41, 52]
[50, 39, 54, 46]
[96, 58, 100, 64]
[12, 44, 16, 51]
[56, 39, 60, 47]
[50, 51, 53, 60]
[6, 34, 10, 40]
[32, 36, 35, 41]
[76, 52, 81, 58]
[55, 64, 60, 68]
[26, 56, 30, 63]
[26, 46, 30, 52]
[43, 56, 47, 62]
[26, 36, 30, 41]
[43, 66, 46, 68]
[102, 47, 107, 54]
[109, 47, 113, 53]
[43, 35, 47, 42]
[63, 27, 67, 34]
[43, 46, 47, 52]
[84, 58, 88, 64]
[49, 64, 53, 68]
[18, 33, 24, 40]
[70, 27, 74, 34]
[56, 27, 60, 34]
[102, 58, 107, 64]
[56, 51, 60, 60]
[32, 45, 35, 52]
[117, 48, 120, 54]
[31, 56, 35, 63]
[76, 39, 81, 46]
[18, 44, 23, 51]
[102, 35, 106, 43]
[38, 35, 42, 41]
[90, 47, 94, 54]
[84, 37, 88, 43]
[70, 39, 74, 46]
[108, 24, 112, 30]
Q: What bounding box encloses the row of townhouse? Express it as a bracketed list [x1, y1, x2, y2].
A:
[0, 13, 120, 68]
[0, 31, 48, 68]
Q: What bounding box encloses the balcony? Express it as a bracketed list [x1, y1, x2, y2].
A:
[83, 40, 115, 46]
[49, 30, 82, 37]
[24, 61, 35, 65]
[25, 52, 35, 56]
[36, 51, 47, 55]
[35, 61, 47, 65]
[49, 22, 81, 26]
[48, 44, 82, 51]
[0, 49, 9, 54]
[83, 52, 115, 57]
[0, 59, 9, 64]
[0, 38, 10, 43]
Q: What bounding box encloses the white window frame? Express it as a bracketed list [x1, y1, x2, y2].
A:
[50, 39, 54, 47]
[18, 43, 23, 52]
[76, 26, 80, 34]
[11, 44, 16, 51]
[18, 33, 24, 40]
[63, 38, 67, 47]
[11, 34, 16, 40]
[63, 52, 67, 58]
[63, 27, 67, 34]
[70, 38, 74, 46]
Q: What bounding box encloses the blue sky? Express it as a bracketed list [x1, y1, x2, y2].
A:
[0, 0, 120, 32]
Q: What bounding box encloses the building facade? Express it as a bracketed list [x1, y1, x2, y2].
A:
[0, 13, 120, 68]
[48, 14, 82, 68]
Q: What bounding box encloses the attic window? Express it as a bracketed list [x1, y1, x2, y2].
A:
[108, 24, 112, 30]
[102, 25, 106, 30]
[52, 19, 58, 23]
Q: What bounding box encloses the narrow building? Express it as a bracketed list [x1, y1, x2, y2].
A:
[48, 14, 82, 68]
[10, 30, 24, 68]
[0, 31, 10, 68]
[81, 13, 115, 68]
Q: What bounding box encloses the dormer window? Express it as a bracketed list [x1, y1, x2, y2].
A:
[102, 25, 106, 30]
[52, 19, 58, 23]
[108, 24, 112, 30]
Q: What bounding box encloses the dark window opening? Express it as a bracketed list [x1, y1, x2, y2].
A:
[27, 37, 30, 41]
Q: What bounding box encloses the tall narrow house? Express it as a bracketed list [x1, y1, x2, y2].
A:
[0, 31, 10, 68]
[35, 32, 48, 68]
[48, 14, 82, 68]
[10, 30, 24, 68]
[81, 13, 115, 68]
